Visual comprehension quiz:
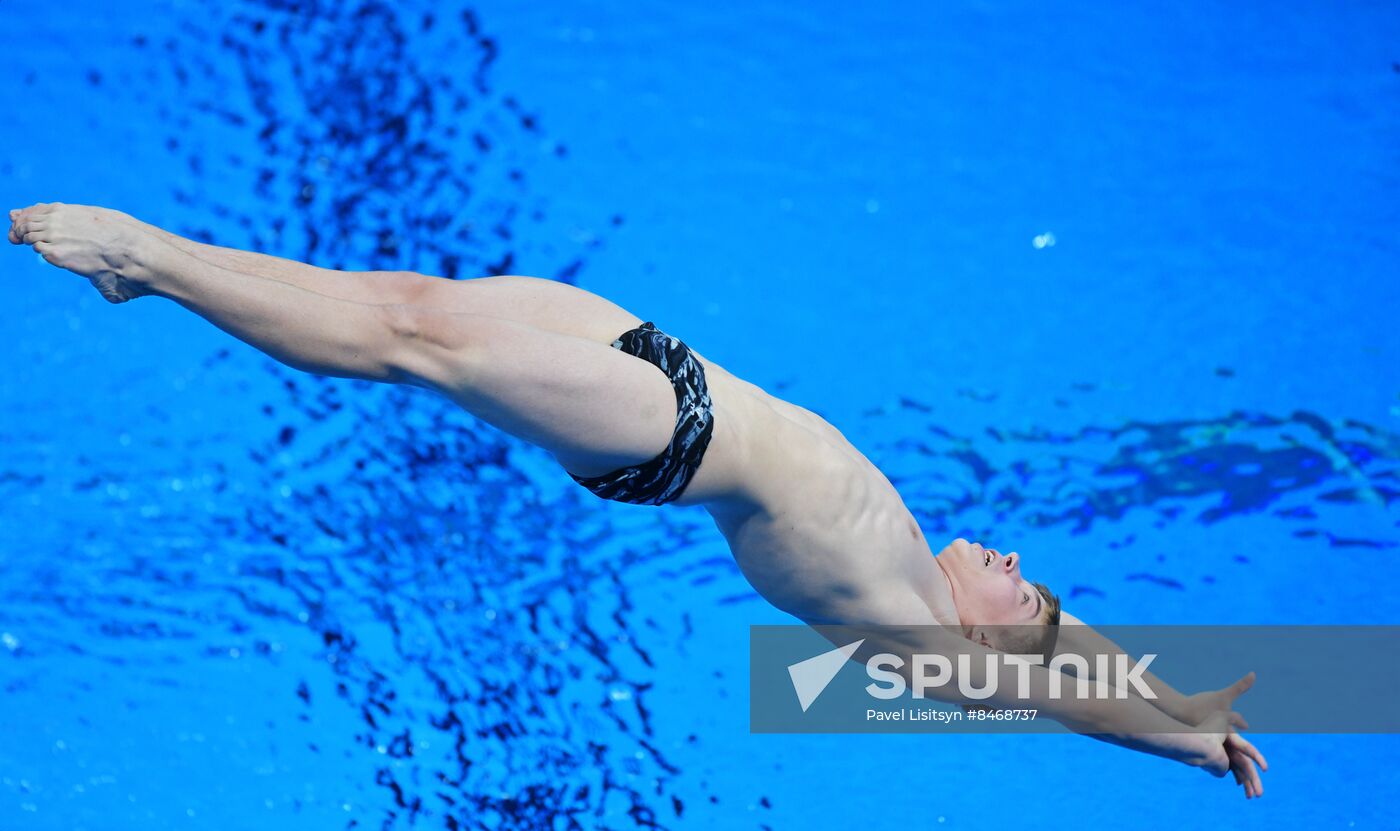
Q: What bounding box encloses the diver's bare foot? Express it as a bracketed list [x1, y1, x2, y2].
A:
[60, 204, 173, 244]
[9, 202, 153, 303]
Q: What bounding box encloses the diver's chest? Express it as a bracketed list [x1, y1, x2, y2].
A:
[726, 500, 916, 579]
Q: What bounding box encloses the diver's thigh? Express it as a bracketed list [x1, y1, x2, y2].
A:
[412, 312, 675, 477]
[410, 274, 645, 345]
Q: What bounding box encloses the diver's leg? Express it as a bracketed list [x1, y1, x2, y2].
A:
[12, 203, 435, 306]
[17, 205, 414, 380]
[14, 203, 677, 477]
[16, 205, 646, 345]
[405, 275, 648, 344]
[374, 308, 678, 476]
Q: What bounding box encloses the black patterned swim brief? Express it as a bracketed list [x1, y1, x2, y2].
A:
[569, 321, 715, 506]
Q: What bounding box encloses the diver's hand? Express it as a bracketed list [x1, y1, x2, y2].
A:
[1192, 711, 1268, 800]
[1190, 711, 1233, 777]
[1225, 732, 1269, 799]
[1179, 671, 1255, 728]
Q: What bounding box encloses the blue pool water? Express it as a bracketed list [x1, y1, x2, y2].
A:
[2, 1, 1398, 828]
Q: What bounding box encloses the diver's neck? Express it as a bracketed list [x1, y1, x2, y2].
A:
[917, 554, 966, 631]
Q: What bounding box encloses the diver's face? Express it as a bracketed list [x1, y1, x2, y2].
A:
[936, 538, 1044, 628]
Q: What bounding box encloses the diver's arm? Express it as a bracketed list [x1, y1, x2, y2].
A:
[863, 627, 1229, 772]
[1055, 611, 1192, 717]
[1057, 610, 1254, 727]
[858, 627, 1266, 797]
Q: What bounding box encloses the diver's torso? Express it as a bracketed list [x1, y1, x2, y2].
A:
[688, 365, 956, 626]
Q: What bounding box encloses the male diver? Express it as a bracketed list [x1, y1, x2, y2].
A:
[9, 202, 1267, 798]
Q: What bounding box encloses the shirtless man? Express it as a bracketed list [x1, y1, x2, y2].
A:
[9, 202, 1268, 798]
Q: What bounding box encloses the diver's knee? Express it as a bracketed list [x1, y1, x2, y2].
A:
[379, 304, 498, 385]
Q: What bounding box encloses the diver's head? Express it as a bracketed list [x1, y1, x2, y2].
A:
[936, 538, 1061, 660]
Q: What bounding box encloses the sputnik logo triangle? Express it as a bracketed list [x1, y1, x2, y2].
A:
[787, 639, 865, 712]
